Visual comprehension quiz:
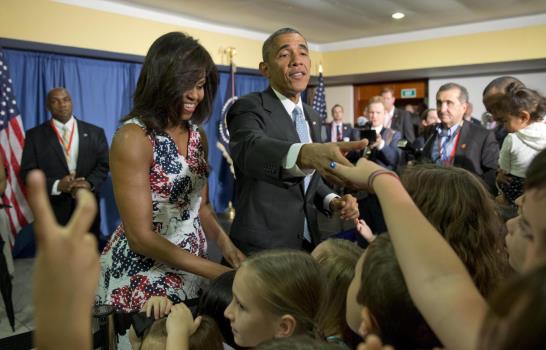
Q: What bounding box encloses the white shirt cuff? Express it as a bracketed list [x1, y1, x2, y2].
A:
[283, 143, 315, 177]
[323, 193, 340, 213]
[52, 180, 62, 195]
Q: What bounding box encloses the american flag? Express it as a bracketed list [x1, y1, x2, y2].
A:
[0, 49, 33, 245]
[312, 71, 327, 123]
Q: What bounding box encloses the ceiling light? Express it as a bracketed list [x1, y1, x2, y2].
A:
[392, 12, 405, 20]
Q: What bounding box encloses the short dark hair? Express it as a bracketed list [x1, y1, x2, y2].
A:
[485, 83, 546, 123]
[436, 82, 469, 104]
[358, 235, 441, 349]
[420, 108, 437, 121]
[126, 32, 218, 130]
[331, 104, 343, 113]
[526, 148, 546, 191]
[262, 27, 306, 62]
[482, 76, 524, 97]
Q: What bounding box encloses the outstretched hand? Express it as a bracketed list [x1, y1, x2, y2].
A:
[357, 335, 395, 350]
[325, 157, 385, 191]
[297, 140, 368, 185]
[29, 170, 99, 350]
[330, 194, 359, 220]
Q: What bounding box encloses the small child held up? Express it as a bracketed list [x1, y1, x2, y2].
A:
[487, 83, 546, 206]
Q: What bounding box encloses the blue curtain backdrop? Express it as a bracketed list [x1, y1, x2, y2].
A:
[4, 48, 267, 253]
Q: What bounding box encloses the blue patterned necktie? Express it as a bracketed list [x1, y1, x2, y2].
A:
[292, 106, 311, 242]
[336, 124, 342, 141]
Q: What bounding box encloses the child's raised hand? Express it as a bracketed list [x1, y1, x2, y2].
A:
[143, 296, 173, 320]
[355, 219, 376, 243]
[28, 170, 99, 350]
[166, 303, 201, 337]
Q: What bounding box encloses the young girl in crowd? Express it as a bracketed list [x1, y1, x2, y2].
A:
[224, 249, 326, 348]
[350, 235, 440, 350]
[488, 83, 546, 207]
[312, 239, 363, 349]
[401, 164, 508, 296]
[333, 148, 546, 350]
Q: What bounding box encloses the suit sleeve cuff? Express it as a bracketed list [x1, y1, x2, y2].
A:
[52, 180, 62, 196]
[323, 193, 340, 214]
[283, 143, 315, 177]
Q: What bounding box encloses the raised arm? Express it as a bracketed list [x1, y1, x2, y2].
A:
[110, 124, 230, 279]
[332, 158, 487, 350]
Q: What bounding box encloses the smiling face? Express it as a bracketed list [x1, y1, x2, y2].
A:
[180, 77, 205, 121]
[259, 32, 310, 103]
[224, 266, 281, 347]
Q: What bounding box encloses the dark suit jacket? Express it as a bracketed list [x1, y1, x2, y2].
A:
[227, 87, 334, 254]
[369, 127, 402, 170]
[422, 121, 499, 193]
[324, 122, 355, 142]
[20, 118, 109, 234]
[391, 108, 416, 144]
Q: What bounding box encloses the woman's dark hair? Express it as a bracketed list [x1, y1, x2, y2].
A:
[486, 82, 546, 123]
[358, 235, 441, 350]
[480, 264, 546, 350]
[197, 270, 237, 348]
[125, 31, 218, 130]
[401, 164, 508, 297]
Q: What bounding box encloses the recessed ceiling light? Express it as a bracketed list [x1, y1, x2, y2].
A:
[392, 12, 405, 20]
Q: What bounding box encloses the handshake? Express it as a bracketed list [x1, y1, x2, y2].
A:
[58, 174, 93, 197]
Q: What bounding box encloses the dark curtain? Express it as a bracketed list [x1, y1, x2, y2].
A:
[4, 48, 267, 252]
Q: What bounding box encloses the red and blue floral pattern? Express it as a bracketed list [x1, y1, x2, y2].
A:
[97, 119, 208, 312]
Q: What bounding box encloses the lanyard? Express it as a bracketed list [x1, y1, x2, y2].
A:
[50, 120, 75, 160]
[437, 126, 462, 166]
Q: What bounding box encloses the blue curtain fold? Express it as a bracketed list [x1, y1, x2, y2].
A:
[202, 71, 268, 213]
[4, 48, 268, 248]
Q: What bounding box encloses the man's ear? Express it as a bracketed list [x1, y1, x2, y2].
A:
[259, 61, 269, 79]
[274, 314, 297, 338]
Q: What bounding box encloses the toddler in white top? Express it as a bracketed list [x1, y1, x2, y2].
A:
[488, 83, 546, 206]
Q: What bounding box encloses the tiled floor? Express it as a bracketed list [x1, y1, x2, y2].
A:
[0, 258, 34, 339]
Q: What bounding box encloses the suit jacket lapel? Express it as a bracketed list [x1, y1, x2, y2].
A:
[302, 104, 321, 143]
[262, 87, 300, 142]
[46, 122, 69, 172]
[454, 122, 469, 166]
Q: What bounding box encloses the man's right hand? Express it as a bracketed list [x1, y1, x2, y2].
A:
[57, 174, 75, 193]
[297, 140, 367, 185]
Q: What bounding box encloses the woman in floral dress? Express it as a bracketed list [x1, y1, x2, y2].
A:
[97, 32, 245, 313]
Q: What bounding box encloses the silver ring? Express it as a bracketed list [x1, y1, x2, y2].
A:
[329, 161, 336, 169]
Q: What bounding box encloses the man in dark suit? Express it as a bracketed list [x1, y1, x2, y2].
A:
[422, 83, 499, 193]
[324, 104, 355, 142]
[381, 87, 416, 143]
[227, 28, 361, 254]
[20, 88, 109, 244]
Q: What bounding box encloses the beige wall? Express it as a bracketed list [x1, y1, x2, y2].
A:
[1, 0, 545, 75]
[324, 86, 354, 124]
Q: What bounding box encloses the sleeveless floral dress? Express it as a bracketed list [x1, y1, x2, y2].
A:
[96, 118, 208, 312]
